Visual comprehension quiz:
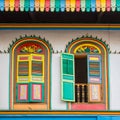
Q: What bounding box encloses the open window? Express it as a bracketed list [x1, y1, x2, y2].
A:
[61, 36, 109, 110]
[61, 53, 102, 103]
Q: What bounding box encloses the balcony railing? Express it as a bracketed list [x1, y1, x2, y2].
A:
[75, 83, 88, 103]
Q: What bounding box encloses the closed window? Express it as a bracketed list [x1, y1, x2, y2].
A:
[16, 54, 44, 103]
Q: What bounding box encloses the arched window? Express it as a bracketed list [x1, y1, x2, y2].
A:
[61, 35, 109, 110]
[9, 36, 53, 110]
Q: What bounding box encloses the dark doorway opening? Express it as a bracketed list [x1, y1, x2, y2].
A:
[75, 55, 88, 103]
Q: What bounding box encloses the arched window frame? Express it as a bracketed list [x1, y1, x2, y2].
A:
[61, 35, 109, 110]
[9, 36, 53, 110]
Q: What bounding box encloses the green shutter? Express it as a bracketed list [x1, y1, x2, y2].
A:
[87, 55, 102, 83]
[61, 53, 75, 102]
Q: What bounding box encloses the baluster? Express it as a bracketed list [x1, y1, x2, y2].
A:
[82, 85, 85, 103]
[77, 84, 80, 103]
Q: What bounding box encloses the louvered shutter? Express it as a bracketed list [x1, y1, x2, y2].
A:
[61, 53, 75, 102]
[29, 54, 44, 102]
[87, 55, 102, 102]
[16, 55, 30, 102]
[17, 55, 30, 83]
[16, 54, 44, 103]
[30, 54, 44, 83]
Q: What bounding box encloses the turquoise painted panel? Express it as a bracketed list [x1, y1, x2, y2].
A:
[63, 75, 74, 80]
[63, 81, 74, 101]
[63, 59, 68, 74]
[61, 53, 75, 101]
[62, 53, 74, 59]
[68, 60, 73, 74]
[63, 59, 73, 75]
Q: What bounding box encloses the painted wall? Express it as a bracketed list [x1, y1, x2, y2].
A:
[51, 53, 67, 110]
[0, 30, 120, 110]
[109, 54, 120, 110]
[0, 30, 119, 52]
[0, 54, 9, 110]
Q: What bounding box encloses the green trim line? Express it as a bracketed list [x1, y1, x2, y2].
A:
[8, 53, 10, 110]
[50, 52, 52, 110]
[108, 54, 110, 110]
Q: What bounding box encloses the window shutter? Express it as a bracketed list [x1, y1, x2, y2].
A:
[30, 54, 44, 83]
[87, 55, 102, 102]
[29, 54, 44, 102]
[29, 83, 44, 102]
[17, 54, 45, 103]
[88, 84, 101, 102]
[61, 53, 75, 102]
[87, 55, 102, 83]
[17, 55, 30, 83]
[16, 83, 29, 102]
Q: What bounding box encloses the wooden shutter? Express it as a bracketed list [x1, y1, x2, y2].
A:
[17, 55, 30, 83]
[30, 54, 44, 83]
[17, 54, 45, 103]
[29, 83, 44, 102]
[87, 55, 102, 83]
[16, 83, 29, 102]
[61, 53, 75, 102]
[30, 54, 45, 102]
[88, 84, 101, 102]
[87, 55, 102, 102]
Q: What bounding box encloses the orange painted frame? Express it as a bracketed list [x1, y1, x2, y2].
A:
[9, 37, 51, 110]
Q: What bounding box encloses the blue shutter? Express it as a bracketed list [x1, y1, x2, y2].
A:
[87, 55, 102, 83]
[87, 55, 102, 102]
[61, 53, 75, 102]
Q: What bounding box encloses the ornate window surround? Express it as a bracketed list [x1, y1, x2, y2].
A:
[63, 35, 109, 110]
[9, 35, 53, 110]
